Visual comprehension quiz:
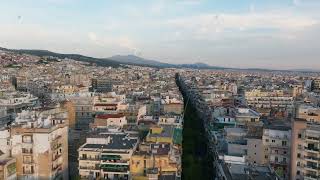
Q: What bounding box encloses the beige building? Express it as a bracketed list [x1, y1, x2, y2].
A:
[9, 108, 69, 180]
[297, 105, 320, 124]
[311, 79, 320, 92]
[130, 142, 180, 180]
[245, 89, 294, 114]
[262, 124, 291, 179]
[291, 119, 320, 180]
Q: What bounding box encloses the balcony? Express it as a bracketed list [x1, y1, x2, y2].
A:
[53, 153, 62, 161]
[23, 160, 34, 164]
[51, 143, 62, 150]
[305, 174, 318, 180]
[305, 146, 320, 153]
[79, 165, 100, 171]
[101, 155, 121, 161]
[306, 136, 320, 142]
[100, 164, 129, 173]
[270, 160, 287, 166]
[305, 156, 319, 162]
[79, 157, 100, 161]
[22, 148, 33, 154]
[305, 165, 318, 171]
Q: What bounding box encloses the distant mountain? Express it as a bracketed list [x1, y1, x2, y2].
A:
[109, 55, 225, 69]
[2, 47, 317, 72]
[108, 55, 172, 67]
[0, 47, 121, 67]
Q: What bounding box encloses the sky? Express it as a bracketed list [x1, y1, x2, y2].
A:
[0, 0, 320, 70]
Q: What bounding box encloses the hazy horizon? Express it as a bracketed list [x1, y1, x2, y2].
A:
[1, 0, 320, 70]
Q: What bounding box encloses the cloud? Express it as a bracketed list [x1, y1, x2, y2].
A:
[87, 32, 140, 55]
[166, 11, 318, 39]
[88, 32, 97, 42]
[177, 0, 202, 5]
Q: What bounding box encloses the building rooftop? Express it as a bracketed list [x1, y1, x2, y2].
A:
[82, 133, 138, 150]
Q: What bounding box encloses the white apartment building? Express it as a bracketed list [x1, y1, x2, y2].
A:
[78, 132, 139, 180]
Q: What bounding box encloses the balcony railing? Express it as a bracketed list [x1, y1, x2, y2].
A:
[79, 157, 100, 161]
[305, 156, 318, 161]
[79, 166, 100, 170]
[305, 147, 319, 152]
[306, 136, 320, 141]
[305, 174, 318, 179]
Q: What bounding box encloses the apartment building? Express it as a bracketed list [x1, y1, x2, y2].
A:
[235, 108, 261, 125]
[0, 107, 10, 126]
[262, 124, 291, 179]
[311, 79, 320, 93]
[92, 78, 120, 93]
[9, 109, 69, 180]
[130, 142, 180, 179]
[0, 91, 39, 114]
[161, 96, 183, 115]
[78, 132, 139, 179]
[297, 105, 320, 123]
[71, 95, 94, 130]
[245, 89, 294, 113]
[90, 114, 127, 130]
[291, 119, 320, 180]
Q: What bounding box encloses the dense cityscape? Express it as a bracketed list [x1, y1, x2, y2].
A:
[1, 0, 320, 179]
[0, 49, 320, 180]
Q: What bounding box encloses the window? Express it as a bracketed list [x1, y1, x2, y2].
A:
[297, 153, 301, 158]
[298, 133, 302, 138]
[272, 140, 275, 143]
[82, 154, 87, 159]
[297, 162, 300, 167]
[22, 135, 33, 143]
[297, 171, 300, 175]
[275, 157, 278, 162]
[282, 141, 287, 146]
[265, 139, 269, 142]
[23, 156, 33, 163]
[298, 144, 302, 149]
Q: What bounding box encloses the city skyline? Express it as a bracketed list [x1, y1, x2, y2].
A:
[0, 0, 320, 70]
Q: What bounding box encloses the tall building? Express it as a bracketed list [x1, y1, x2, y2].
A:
[291, 119, 320, 180]
[9, 109, 69, 179]
[262, 124, 291, 179]
[92, 78, 119, 93]
[311, 79, 320, 93]
[297, 105, 320, 124]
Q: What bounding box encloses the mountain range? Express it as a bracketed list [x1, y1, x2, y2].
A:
[0, 47, 219, 69]
[0, 47, 319, 72]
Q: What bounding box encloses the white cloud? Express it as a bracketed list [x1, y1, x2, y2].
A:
[166, 11, 318, 39]
[177, 0, 202, 5]
[88, 32, 97, 42]
[87, 32, 140, 55]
